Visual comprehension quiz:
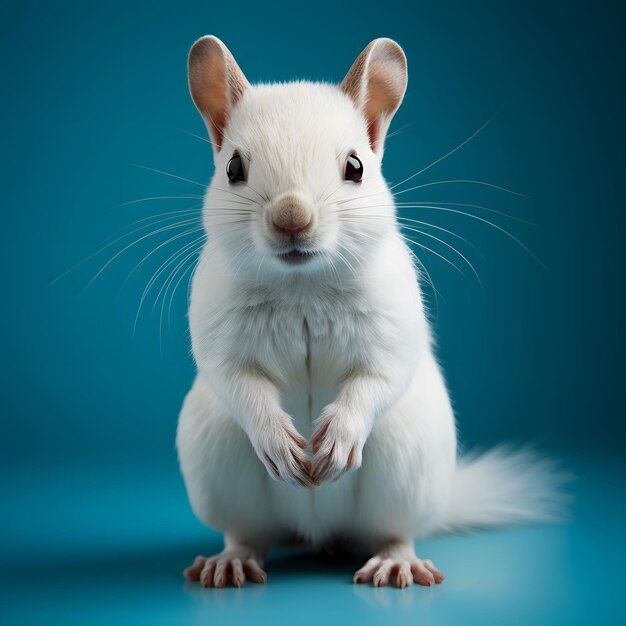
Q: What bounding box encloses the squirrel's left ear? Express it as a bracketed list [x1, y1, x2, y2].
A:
[340, 38, 407, 155]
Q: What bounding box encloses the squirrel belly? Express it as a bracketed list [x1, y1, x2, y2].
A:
[177, 233, 457, 546]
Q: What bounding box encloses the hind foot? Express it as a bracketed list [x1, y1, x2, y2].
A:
[184, 543, 267, 588]
[353, 540, 444, 588]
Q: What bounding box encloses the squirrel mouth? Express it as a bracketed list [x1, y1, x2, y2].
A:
[275, 248, 318, 265]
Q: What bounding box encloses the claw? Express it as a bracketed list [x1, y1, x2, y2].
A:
[353, 549, 444, 589]
[184, 549, 267, 588]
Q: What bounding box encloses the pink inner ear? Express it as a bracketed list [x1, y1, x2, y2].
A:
[199, 61, 229, 151]
[340, 40, 407, 155]
[189, 37, 249, 152]
[367, 117, 380, 153]
[363, 68, 400, 153]
[208, 104, 227, 151]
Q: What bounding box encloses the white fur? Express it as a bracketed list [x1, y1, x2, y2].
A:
[176, 77, 562, 556]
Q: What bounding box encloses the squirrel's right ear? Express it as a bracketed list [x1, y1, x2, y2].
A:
[188, 36, 249, 151]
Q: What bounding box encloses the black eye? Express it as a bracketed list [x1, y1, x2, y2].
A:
[226, 154, 246, 183]
[344, 154, 363, 183]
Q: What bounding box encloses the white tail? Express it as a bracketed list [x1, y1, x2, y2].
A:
[441, 446, 571, 533]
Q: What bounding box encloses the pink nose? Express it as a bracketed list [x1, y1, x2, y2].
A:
[271, 195, 313, 237]
[272, 220, 312, 236]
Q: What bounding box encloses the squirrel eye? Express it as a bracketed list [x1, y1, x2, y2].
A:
[226, 154, 246, 183]
[344, 154, 363, 183]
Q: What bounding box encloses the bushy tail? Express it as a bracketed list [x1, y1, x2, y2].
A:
[441, 446, 571, 534]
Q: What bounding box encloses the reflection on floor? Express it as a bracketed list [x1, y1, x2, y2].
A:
[2, 455, 624, 626]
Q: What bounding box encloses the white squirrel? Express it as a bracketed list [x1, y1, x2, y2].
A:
[177, 35, 563, 589]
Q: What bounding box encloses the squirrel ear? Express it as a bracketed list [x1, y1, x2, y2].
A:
[340, 38, 407, 155]
[188, 36, 249, 151]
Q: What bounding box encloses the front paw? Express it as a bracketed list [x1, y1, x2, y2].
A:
[310, 404, 366, 485]
[251, 414, 314, 489]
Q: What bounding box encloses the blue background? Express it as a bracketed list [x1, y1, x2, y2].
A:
[1, 1, 624, 624]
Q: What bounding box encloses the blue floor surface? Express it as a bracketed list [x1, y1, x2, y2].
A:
[2, 454, 624, 626]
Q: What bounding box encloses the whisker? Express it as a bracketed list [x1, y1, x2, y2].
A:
[131, 225, 206, 286]
[351, 225, 441, 305]
[52, 211, 203, 285]
[166, 245, 204, 327]
[396, 200, 534, 225]
[203, 211, 257, 218]
[185, 120, 242, 152]
[405, 247, 442, 304]
[134, 232, 205, 301]
[153, 220, 254, 328]
[336, 211, 482, 253]
[231, 241, 257, 282]
[103, 210, 202, 244]
[393, 179, 527, 197]
[133, 164, 206, 188]
[254, 253, 268, 284]
[183, 129, 218, 148]
[241, 182, 270, 204]
[397, 217, 483, 255]
[204, 197, 253, 207]
[207, 217, 258, 231]
[336, 213, 482, 286]
[322, 250, 343, 289]
[211, 186, 261, 204]
[388, 109, 502, 191]
[385, 121, 415, 140]
[347, 199, 533, 225]
[334, 247, 358, 277]
[186, 249, 203, 309]
[334, 185, 389, 207]
[220, 128, 245, 152]
[397, 233, 464, 275]
[346, 225, 446, 307]
[132, 231, 207, 333]
[80, 222, 205, 295]
[340, 238, 366, 271]
[396, 223, 482, 289]
[335, 201, 539, 263]
[394, 204, 540, 263]
[155, 241, 204, 313]
[321, 129, 369, 203]
[116, 208, 200, 227]
[324, 181, 349, 204]
[143, 139, 269, 202]
[119, 195, 204, 206]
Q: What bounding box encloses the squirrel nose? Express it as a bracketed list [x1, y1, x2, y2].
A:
[272, 220, 312, 236]
[271, 194, 313, 236]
